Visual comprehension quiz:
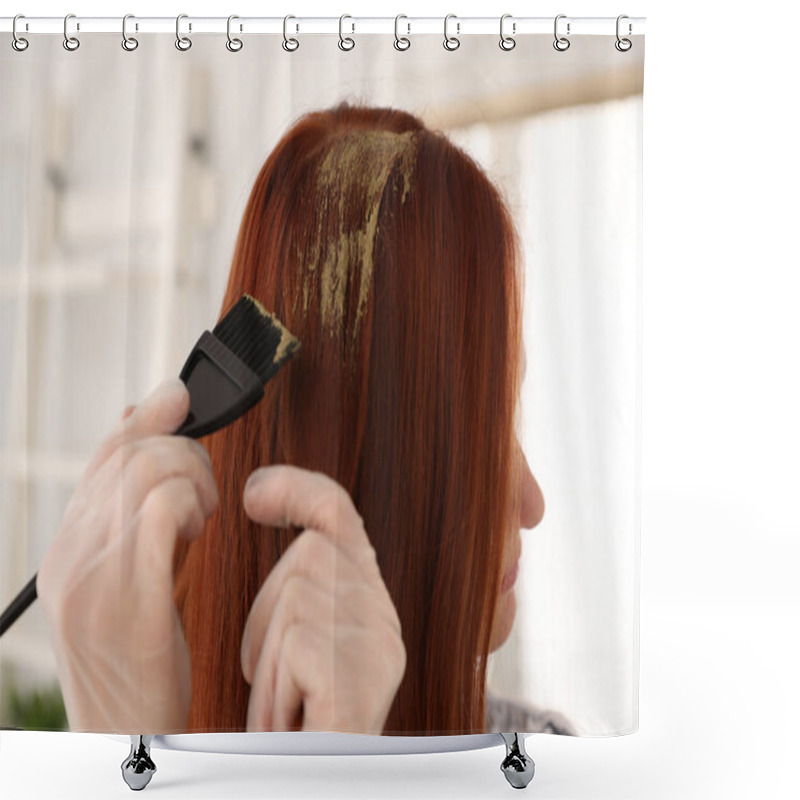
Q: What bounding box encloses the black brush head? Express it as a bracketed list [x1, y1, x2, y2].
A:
[213, 294, 301, 384]
[175, 295, 301, 439]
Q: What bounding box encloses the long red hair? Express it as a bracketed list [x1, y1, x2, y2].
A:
[173, 102, 524, 735]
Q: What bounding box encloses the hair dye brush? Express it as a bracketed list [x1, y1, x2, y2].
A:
[175, 294, 300, 438]
[0, 294, 300, 636]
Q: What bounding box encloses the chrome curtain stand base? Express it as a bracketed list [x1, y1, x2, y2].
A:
[120, 732, 534, 790]
[121, 735, 156, 791]
[499, 732, 536, 789]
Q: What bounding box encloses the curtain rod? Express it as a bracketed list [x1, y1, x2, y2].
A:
[1, 16, 646, 37]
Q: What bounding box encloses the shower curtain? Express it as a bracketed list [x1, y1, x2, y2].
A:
[0, 18, 644, 740]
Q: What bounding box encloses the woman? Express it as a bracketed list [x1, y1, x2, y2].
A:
[37, 102, 573, 737]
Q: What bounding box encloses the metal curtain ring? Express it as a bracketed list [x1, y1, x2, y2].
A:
[499, 14, 516, 51]
[63, 13, 80, 51]
[339, 14, 355, 51]
[394, 14, 410, 51]
[175, 14, 192, 51]
[615, 14, 632, 51]
[283, 15, 299, 51]
[553, 14, 570, 51]
[12, 14, 29, 51]
[122, 14, 139, 51]
[227, 15, 243, 52]
[443, 14, 460, 51]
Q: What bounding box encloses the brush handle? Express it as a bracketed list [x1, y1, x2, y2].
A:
[0, 574, 37, 636]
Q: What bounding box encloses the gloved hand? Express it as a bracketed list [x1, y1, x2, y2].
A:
[37, 378, 219, 733]
[240, 465, 407, 734]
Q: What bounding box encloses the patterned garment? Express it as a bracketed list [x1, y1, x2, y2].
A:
[485, 689, 577, 735]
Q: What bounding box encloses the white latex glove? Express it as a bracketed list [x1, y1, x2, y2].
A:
[37, 378, 219, 733]
[240, 465, 407, 734]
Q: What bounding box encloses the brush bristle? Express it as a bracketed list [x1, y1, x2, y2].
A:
[213, 295, 301, 383]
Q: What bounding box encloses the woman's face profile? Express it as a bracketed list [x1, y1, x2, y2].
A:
[489, 442, 545, 653]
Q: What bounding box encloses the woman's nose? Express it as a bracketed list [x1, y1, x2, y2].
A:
[519, 449, 545, 530]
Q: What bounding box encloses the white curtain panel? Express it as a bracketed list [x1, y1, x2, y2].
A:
[1, 30, 643, 737]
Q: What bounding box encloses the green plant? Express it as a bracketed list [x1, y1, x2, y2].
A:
[8, 682, 68, 731]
